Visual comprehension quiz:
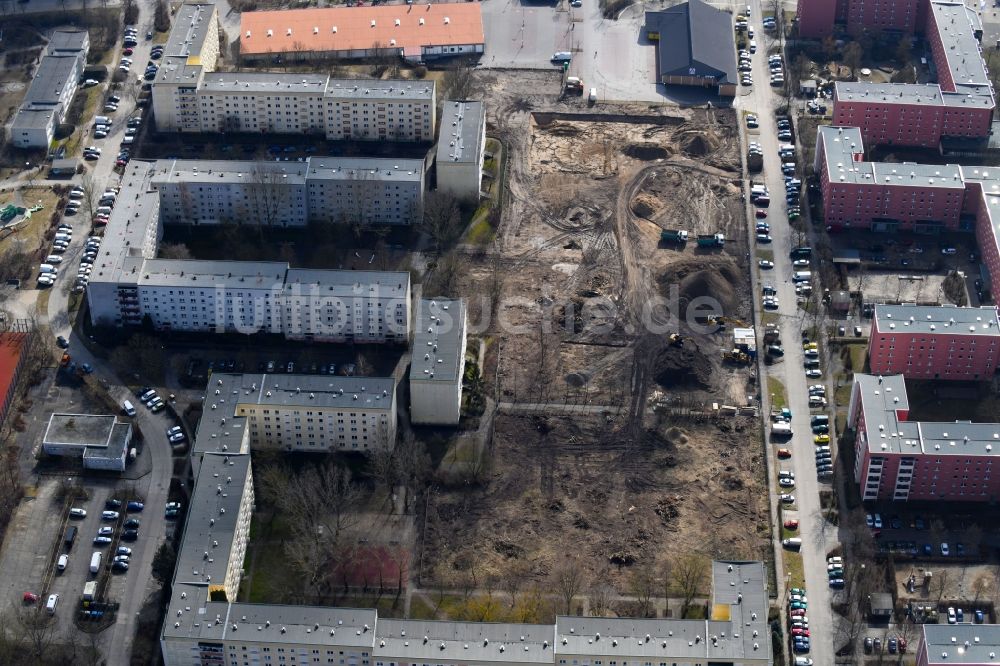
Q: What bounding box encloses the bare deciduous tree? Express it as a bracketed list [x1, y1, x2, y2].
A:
[423, 191, 463, 253]
[589, 582, 616, 617]
[672, 554, 709, 617]
[553, 557, 586, 615]
[629, 564, 657, 617]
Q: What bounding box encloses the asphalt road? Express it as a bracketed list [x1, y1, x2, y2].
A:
[737, 1, 839, 664]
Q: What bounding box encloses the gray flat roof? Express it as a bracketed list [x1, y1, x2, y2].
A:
[43, 413, 118, 448]
[172, 451, 251, 590]
[306, 157, 423, 182]
[153, 158, 309, 186]
[437, 101, 485, 165]
[411, 298, 465, 383]
[47, 30, 88, 54]
[151, 157, 423, 185]
[835, 81, 944, 106]
[930, 1, 992, 91]
[165, 2, 217, 58]
[818, 126, 965, 189]
[12, 108, 57, 129]
[555, 562, 769, 661]
[199, 72, 435, 100]
[23, 55, 80, 106]
[920, 624, 1000, 664]
[137, 259, 288, 289]
[235, 373, 395, 411]
[376, 619, 554, 663]
[854, 374, 1000, 457]
[874, 304, 1000, 336]
[83, 422, 132, 462]
[283, 268, 410, 297]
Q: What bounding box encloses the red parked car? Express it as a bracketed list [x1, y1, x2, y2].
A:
[784, 519, 799, 530]
[777, 448, 792, 458]
[23, 592, 38, 604]
[791, 628, 810, 637]
[123, 47, 134, 55]
[755, 210, 768, 218]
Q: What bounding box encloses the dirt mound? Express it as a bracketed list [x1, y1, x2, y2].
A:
[653, 340, 713, 390]
[630, 193, 659, 219]
[538, 121, 581, 137]
[679, 131, 719, 157]
[659, 258, 741, 315]
[622, 143, 671, 160]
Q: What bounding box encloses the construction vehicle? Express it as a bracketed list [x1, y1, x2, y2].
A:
[660, 229, 689, 243]
[710, 315, 748, 331]
[697, 233, 725, 248]
[722, 348, 750, 364]
[668, 333, 684, 347]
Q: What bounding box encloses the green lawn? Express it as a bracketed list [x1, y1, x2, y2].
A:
[768, 376, 787, 408]
[784, 550, 805, 589]
[466, 216, 495, 245]
[848, 344, 867, 374]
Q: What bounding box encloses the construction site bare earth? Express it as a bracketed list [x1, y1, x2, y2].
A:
[423, 79, 769, 603]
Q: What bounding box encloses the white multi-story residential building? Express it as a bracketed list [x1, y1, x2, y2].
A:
[86, 161, 412, 341]
[11, 30, 90, 148]
[409, 298, 467, 425]
[151, 157, 424, 226]
[228, 373, 397, 452]
[436, 101, 486, 200]
[154, 71, 436, 140]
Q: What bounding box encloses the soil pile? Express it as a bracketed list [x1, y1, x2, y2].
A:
[659, 258, 741, 315]
[679, 131, 719, 157]
[622, 143, 671, 160]
[653, 341, 713, 390]
[630, 193, 659, 219]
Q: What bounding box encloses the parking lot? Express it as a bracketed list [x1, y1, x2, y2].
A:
[480, 0, 669, 102]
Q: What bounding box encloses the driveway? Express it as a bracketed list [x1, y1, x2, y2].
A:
[737, 0, 840, 663]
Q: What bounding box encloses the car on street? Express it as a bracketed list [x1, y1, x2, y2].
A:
[784, 519, 799, 529]
[94, 536, 112, 545]
[56, 336, 69, 348]
[169, 432, 186, 443]
[759, 259, 773, 269]
[69, 507, 86, 518]
[101, 510, 119, 520]
[777, 448, 791, 458]
[97, 526, 113, 536]
[794, 659, 813, 666]
[122, 529, 139, 541]
[127, 501, 144, 512]
[779, 477, 795, 487]
[814, 434, 830, 444]
[124, 517, 140, 529]
[948, 607, 957, 623]
[780, 494, 795, 503]
[23, 591, 39, 604]
[112, 561, 129, 572]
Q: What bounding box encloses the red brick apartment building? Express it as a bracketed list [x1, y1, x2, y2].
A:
[802, 0, 995, 149]
[813, 126, 1000, 292]
[868, 304, 1000, 380]
[849, 374, 1000, 502]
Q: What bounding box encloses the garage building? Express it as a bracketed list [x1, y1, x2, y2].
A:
[42, 413, 133, 472]
[645, 0, 738, 97]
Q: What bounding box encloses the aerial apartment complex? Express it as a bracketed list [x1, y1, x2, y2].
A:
[238, 4, 485, 63]
[151, 3, 437, 139]
[86, 161, 412, 341]
[798, 0, 927, 38]
[10, 30, 90, 148]
[162, 368, 770, 663]
[849, 373, 1000, 502]
[868, 304, 1000, 380]
[153, 157, 425, 226]
[799, 0, 996, 150]
[813, 126, 1000, 294]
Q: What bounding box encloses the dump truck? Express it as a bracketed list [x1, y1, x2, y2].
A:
[697, 233, 725, 248]
[660, 229, 689, 243]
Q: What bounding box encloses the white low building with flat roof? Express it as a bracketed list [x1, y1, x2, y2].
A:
[42, 413, 133, 472]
